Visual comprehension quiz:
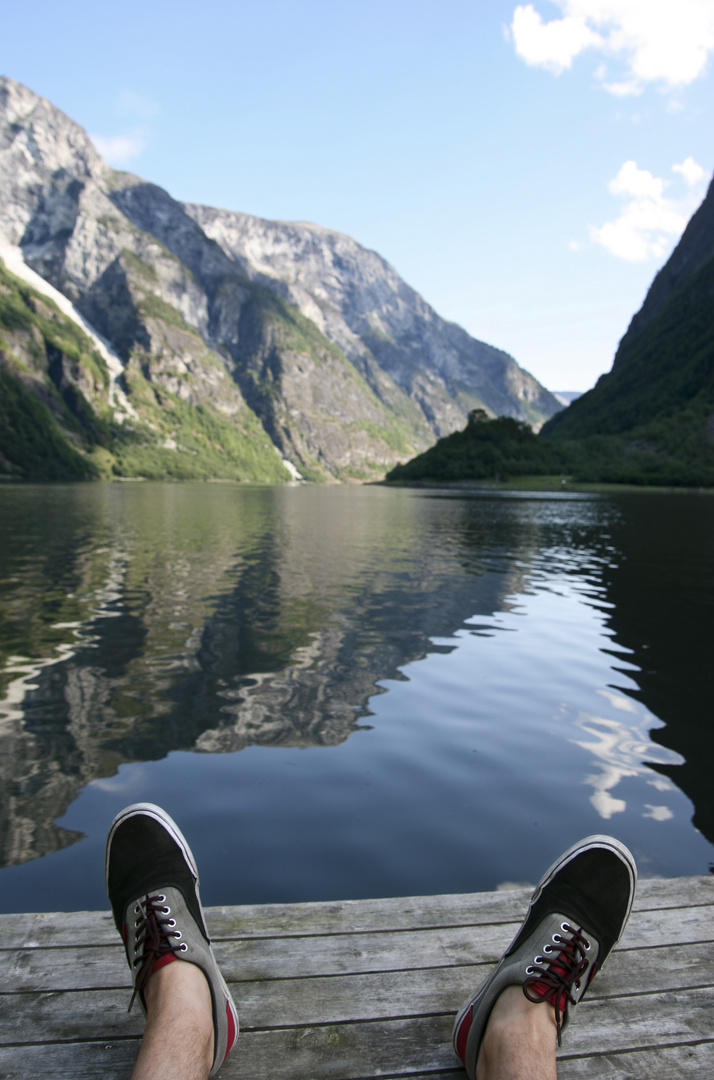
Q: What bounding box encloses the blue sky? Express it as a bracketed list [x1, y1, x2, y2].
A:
[2, 1, 712, 391]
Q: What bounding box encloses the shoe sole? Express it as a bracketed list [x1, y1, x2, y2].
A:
[452, 834, 637, 1060]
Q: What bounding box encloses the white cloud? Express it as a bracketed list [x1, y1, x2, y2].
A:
[589, 158, 707, 262]
[90, 130, 148, 167]
[90, 91, 159, 168]
[601, 77, 641, 96]
[673, 155, 706, 186]
[608, 160, 663, 199]
[511, 4, 602, 74]
[643, 804, 673, 821]
[511, 1, 714, 92]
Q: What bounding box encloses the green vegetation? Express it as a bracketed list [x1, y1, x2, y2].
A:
[387, 410, 568, 483]
[386, 408, 714, 488]
[0, 261, 291, 483]
[544, 254, 714, 441]
[245, 283, 352, 364]
[136, 292, 198, 332]
[0, 262, 109, 390]
[0, 368, 99, 479]
[346, 419, 416, 456]
[236, 285, 429, 478]
[112, 366, 289, 482]
[388, 247, 714, 489]
[122, 248, 159, 283]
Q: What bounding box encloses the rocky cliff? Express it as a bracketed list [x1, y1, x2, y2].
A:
[0, 75, 562, 481]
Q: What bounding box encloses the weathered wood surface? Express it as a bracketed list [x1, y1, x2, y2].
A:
[0, 875, 711, 1079]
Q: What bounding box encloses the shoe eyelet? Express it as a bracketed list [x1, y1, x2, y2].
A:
[174, 930, 182, 939]
[134, 905, 141, 914]
[166, 919, 176, 928]
[534, 956, 544, 965]
[161, 906, 171, 915]
[179, 943, 188, 952]
[585, 942, 592, 951]
[157, 894, 166, 903]
[560, 922, 570, 933]
[525, 965, 536, 975]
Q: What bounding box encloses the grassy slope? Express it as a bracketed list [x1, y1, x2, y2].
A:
[0, 261, 290, 482]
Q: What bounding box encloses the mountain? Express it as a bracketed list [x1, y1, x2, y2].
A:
[390, 173, 714, 487]
[552, 390, 582, 406]
[0, 76, 562, 482]
[541, 175, 714, 458]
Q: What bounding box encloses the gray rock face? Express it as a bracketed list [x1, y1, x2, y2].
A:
[0, 75, 562, 480]
[185, 205, 561, 433]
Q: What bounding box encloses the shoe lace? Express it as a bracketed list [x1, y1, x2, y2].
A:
[522, 923, 591, 1045]
[129, 893, 185, 1012]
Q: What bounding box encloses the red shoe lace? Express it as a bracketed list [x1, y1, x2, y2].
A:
[522, 923, 591, 1044]
[128, 893, 186, 1012]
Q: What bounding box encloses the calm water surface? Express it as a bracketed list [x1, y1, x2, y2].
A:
[0, 482, 712, 912]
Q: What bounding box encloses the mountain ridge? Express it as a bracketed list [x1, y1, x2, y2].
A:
[0, 74, 562, 481]
[388, 171, 714, 488]
[542, 172, 714, 446]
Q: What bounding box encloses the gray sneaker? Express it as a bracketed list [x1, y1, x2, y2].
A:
[452, 835, 636, 1080]
[105, 802, 239, 1077]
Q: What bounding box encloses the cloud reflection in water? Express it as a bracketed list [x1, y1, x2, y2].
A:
[570, 690, 683, 821]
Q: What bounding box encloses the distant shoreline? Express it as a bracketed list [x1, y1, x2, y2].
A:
[378, 476, 714, 495]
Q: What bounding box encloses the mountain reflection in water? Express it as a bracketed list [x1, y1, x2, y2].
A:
[0, 483, 712, 911]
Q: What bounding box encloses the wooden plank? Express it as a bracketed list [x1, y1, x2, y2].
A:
[0, 983, 711, 1079]
[1, 1035, 711, 1080]
[0, 878, 711, 1080]
[618, 903, 714, 951]
[156, 989, 714, 1080]
[206, 875, 713, 939]
[0, 902, 711, 992]
[558, 1043, 714, 1080]
[0, 940, 711, 1047]
[0, 989, 145, 1044]
[0, 911, 116, 950]
[632, 875, 713, 910]
[0, 1040, 139, 1080]
[3, 989, 704, 1080]
[0, 876, 710, 950]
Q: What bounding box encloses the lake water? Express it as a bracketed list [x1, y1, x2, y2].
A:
[0, 482, 712, 913]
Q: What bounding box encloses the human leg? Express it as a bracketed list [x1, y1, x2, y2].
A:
[130, 960, 214, 1080]
[474, 986, 558, 1080]
[105, 803, 239, 1080]
[453, 835, 637, 1080]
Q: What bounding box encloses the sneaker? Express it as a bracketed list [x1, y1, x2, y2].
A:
[105, 802, 239, 1078]
[452, 835, 636, 1080]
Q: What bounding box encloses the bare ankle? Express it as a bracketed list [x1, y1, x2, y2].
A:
[476, 986, 557, 1080]
[140, 960, 214, 1071]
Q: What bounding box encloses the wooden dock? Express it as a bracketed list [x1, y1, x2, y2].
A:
[0, 875, 712, 1079]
